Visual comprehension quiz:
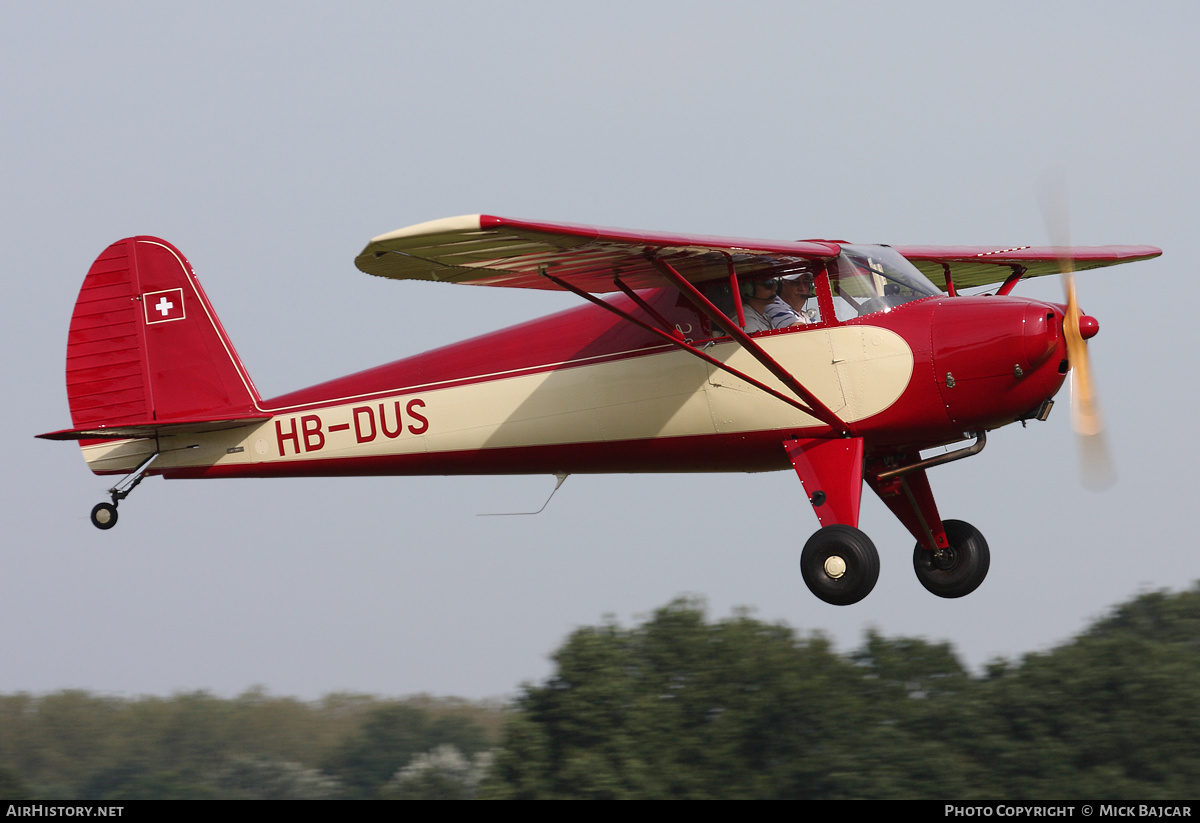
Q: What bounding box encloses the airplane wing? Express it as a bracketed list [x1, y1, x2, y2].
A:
[354, 215, 841, 293]
[893, 245, 1162, 291]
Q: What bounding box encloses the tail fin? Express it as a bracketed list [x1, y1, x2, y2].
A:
[51, 237, 265, 438]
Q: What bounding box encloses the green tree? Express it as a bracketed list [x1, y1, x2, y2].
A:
[323, 702, 492, 798]
[380, 745, 494, 799]
[484, 598, 894, 798]
[970, 585, 1200, 798]
[0, 765, 32, 800]
[484, 590, 1200, 799]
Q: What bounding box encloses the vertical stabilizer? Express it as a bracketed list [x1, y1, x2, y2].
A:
[65, 237, 262, 430]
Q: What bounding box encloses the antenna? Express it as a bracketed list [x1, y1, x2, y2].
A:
[478, 473, 569, 516]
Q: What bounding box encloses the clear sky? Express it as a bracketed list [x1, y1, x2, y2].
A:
[3, 1, 1196, 700]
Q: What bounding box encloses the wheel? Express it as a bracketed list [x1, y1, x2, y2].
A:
[913, 519, 990, 598]
[90, 502, 118, 530]
[800, 525, 880, 606]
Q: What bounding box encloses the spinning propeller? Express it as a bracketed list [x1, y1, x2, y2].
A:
[1040, 174, 1115, 490]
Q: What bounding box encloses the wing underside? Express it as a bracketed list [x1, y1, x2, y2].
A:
[354, 214, 841, 293]
[354, 215, 1160, 294]
[894, 244, 1161, 290]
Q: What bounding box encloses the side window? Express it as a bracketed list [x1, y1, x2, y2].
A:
[829, 246, 942, 320]
[701, 272, 829, 332]
[830, 265, 878, 321]
[701, 279, 738, 333]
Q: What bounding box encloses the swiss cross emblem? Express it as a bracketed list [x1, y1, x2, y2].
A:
[143, 288, 186, 324]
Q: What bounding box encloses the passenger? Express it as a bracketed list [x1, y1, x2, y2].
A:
[765, 294, 803, 328]
[742, 279, 801, 332]
[780, 272, 817, 324]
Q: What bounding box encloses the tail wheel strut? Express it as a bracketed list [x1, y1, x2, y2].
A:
[89, 452, 159, 530]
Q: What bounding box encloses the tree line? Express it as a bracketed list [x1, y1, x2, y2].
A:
[0, 691, 498, 799]
[3, 583, 1199, 799]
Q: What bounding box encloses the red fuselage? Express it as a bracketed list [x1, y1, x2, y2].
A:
[159, 289, 1069, 479]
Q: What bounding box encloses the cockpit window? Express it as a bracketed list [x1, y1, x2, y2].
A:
[830, 245, 941, 321]
[694, 244, 940, 336]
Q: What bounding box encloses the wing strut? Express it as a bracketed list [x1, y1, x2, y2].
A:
[941, 263, 957, 297]
[646, 255, 852, 436]
[996, 265, 1026, 296]
[610, 277, 683, 336]
[539, 269, 840, 433]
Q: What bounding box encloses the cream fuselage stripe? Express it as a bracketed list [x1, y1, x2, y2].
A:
[83, 326, 915, 473]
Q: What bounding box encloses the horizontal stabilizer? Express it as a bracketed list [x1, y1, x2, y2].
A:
[37, 414, 271, 442]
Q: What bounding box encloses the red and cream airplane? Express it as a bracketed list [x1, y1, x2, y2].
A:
[39, 215, 1160, 605]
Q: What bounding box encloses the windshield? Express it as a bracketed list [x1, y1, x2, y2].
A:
[830, 245, 942, 321]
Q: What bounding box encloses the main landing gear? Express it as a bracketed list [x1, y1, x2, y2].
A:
[88, 452, 159, 531]
[786, 434, 993, 605]
[798, 519, 990, 605]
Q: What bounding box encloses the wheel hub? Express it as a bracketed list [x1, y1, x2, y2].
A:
[824, 555, 847, 579]
[932, 547, 958, 571]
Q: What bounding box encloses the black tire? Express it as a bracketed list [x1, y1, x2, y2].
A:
[800, 525, 880, 606]
[913, 519, 990, 598]
[90, 502, 118, 530]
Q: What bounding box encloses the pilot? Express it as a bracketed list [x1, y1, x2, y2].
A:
[743, 279, 801, 332]
[780, 272, 817, 323]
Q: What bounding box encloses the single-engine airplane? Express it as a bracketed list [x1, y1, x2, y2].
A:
[38, 215, 1161, 604]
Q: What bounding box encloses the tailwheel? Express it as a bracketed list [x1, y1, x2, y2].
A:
[90, 502, 118, 531]
[800, 525, 880, 606]
[913, 519, 990, 598]
[86, 451, 159, 531]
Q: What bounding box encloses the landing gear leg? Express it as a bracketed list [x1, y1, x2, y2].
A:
[784, 438, 877, 604]
[89, 452, 159, 531]
[866, 444, 992, 598]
